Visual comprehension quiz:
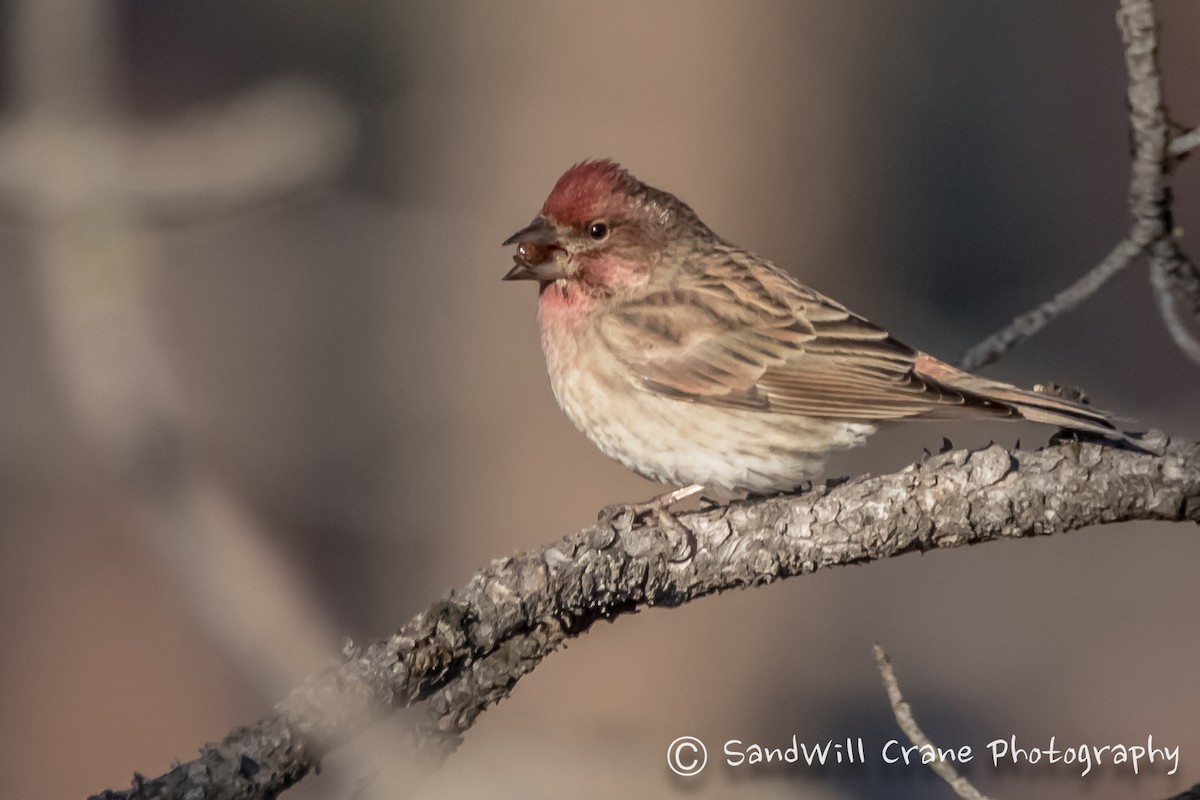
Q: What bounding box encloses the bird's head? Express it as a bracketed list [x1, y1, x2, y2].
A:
[502, 160, 704, 295]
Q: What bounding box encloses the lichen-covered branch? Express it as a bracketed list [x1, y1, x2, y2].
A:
[90, 432, 1200, 800]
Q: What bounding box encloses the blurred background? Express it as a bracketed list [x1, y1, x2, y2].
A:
[2, 1, 1199, 798]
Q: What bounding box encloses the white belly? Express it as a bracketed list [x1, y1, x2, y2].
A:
[540, 316, 874, 495]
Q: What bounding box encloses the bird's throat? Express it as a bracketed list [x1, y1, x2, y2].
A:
[536, 279, 599, 327]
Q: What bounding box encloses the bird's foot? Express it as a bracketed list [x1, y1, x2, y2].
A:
[597, 483, 706, 525]
[597, 484, 704, 561]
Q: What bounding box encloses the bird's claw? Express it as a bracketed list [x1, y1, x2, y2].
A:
[596, 484, 704, 562]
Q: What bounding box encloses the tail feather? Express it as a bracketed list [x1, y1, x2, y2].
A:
[913, 352, 1126, 440]
[979, 384, 1116, 436]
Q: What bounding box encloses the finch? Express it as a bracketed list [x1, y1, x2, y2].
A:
[503, 159, 1120, 498]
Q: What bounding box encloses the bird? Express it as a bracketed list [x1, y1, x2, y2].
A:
[502, 159, 1122, 506]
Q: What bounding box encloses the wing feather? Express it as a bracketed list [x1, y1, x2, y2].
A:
[598, 252, 1015, 420]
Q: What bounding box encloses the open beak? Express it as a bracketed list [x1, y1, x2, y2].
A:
[502, 217, 566, 282]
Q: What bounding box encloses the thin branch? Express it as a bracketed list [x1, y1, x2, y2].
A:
[1150, 241, 1200, 363]
[960, 0, 1197, 370]
[1168, 127, 1200, 159]
[958, 238, 1143, 370]
[90, 433, 1200, 800]
[873, 645, 994, 800]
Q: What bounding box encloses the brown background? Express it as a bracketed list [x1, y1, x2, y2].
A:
[2, 2, 1199, 798]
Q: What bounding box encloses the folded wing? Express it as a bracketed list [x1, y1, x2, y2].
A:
[598, 253, 1018, 421]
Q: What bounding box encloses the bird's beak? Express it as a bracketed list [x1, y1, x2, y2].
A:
[502, 217, 567, 282]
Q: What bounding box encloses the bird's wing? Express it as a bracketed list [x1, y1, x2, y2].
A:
[598, 253, 1012, 420]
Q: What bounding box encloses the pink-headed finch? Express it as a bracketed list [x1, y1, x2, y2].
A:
[503, 160, 1121, 497]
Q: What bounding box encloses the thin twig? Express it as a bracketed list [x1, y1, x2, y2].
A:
[1150, 241, 1200, 363]
[1168, 127, 1200, 159]
[958, 238, 1143, 370]
[873, 645, 995, 800]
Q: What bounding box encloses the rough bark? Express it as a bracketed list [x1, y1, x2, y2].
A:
[91, 433, 1200, 800]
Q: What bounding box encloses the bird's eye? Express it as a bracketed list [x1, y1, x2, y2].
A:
[588, 221, 609, 241]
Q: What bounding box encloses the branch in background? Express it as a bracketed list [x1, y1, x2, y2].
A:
[1150, 241, 1200, 364]
[1169, 127, 1200, 159]
[959, 0, 1197, 371]
[1120, 0, 1200, 365]
[91, 433, 1200, 800]
[958, 238, 1143, 371]
[0, 77, 356, 223]
[124, 79, 356, 222]
[4, 3, 396, 795]
[874, 643, 1200, 800]
[2, 0, 356, 698]
[873, 645, 994, 800]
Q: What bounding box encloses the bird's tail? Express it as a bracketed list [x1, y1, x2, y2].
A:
[978, 382, 1118, 436]
[913, 352, 1123, 439]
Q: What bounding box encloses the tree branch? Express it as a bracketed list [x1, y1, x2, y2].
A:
[959, 0, 1198, 371]
[90, 432, 1200, 800]
[1120, 0, 1200, 365]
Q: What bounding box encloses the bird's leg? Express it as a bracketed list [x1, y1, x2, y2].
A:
[597, 484, 705, 561]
